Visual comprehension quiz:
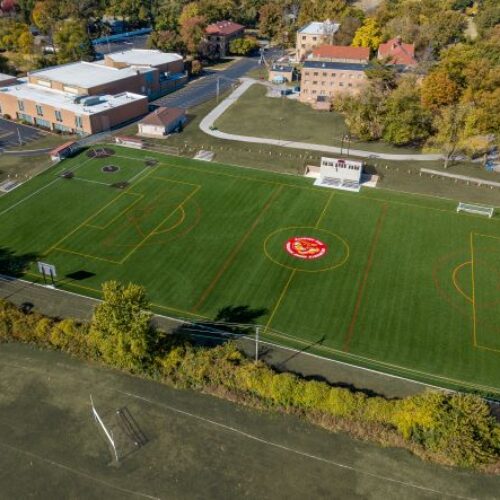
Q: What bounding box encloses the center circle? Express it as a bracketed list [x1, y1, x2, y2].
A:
[264, 227, 349, 272]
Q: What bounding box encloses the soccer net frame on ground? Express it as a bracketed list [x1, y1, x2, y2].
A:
[90, 394, 148, 465]
[457, 202, 495, 218]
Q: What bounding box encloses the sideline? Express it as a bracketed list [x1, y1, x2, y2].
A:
[199, 78, 443, 162]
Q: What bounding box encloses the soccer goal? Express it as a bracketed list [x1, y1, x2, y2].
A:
[456, 202, 495, 218]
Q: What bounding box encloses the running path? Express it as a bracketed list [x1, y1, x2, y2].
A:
[200, 78, 443, 162]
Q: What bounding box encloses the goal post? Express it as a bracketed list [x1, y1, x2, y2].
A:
[457, 202, 494, 218]
[90, 394, 119, 464]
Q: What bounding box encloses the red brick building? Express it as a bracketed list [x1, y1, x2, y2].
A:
[377, 37, 417, 67]
[205, 21, 245, 58]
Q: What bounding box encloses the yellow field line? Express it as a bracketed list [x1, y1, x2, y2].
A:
[315, 192, 334, 228]
[119, 186, 201, 264]
[85, 193, 144, 230]
[53, 246, 122, 265]
[264, 269, 297, 334]
[153, 206, 186, 235]
[451, 261, 472, 303]
[470, 232, 477, 347]
[150, 176, 200, 189]
[44, 167, 157, 256]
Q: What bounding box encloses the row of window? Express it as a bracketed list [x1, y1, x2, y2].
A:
[303, 82, 361, 88]
[17, 101, 84, 129]
[304, 72, 363, 79]
[302, 88, 359, 96]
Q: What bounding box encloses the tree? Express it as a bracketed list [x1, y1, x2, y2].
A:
[258, 2, 284, 41]
[352, 17, 382, 51]
[179, 2, 200, 26]
[333, 16, 362, 46]
[53, 19, 95, 64]
[421, 69, 461, 111]
[89, 281, 153, 371]
[229, 36, 259, 55]
[427, 104, 469, 168]
[147, 30, 184, 53]
[32, 0, 59, 34]
[383, 77, 432, 146]
[180, 15, 206, 56]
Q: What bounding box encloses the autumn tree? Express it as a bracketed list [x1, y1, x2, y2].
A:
[258, 2, 284, 41]
[229, 36, 259, 55]
[383, 77, 432, 146]
[89, 281, 153, 371]
[147, 30, 184, 53]
[180, 15, 206, 56]
[352, 18, 382, 51]
[53, 19, 95, 64]
[421, 69, 461, 111]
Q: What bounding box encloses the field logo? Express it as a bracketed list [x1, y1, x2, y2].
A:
[285, 237, 327, 260]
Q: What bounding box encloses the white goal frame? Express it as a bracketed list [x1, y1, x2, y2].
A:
[457, 202, 494, 218]
[90, 394, 119, 463]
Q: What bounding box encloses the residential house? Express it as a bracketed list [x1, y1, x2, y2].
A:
[377, 37, 417, 68]
[205, 21, 245, 58]
[296, 20, 340, 61]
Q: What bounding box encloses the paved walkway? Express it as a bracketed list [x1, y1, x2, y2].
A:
[200, 79, 443, 161]
[0, 275, 426, 399]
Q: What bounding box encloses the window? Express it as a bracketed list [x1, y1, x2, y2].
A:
[36, 105, 43, 117]
[312, 90, 317, 94]
[18, 100, 24, 111]
[313, 81, 318, 85]
[339, 82, 343, 87]
[348, 83, 352, 87]
[322, 72, 327, 77]
[55, 110, 63, 122]
[75, 115, 83, 129]
[302, 35, 306, 40]
[312, 37, 317, 41]
[304, 72, 309, 76]
[301, 44, 305, 48]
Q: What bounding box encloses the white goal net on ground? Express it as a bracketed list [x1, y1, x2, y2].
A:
[457, 202, 495, 218]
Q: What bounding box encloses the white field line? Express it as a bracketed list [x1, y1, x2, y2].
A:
[0, 157, 94, 217]
[73, 177, 110, 187]
[0, 441, 161, 499]
[0, 274, 490, 396]
[119, 391, 474, 500]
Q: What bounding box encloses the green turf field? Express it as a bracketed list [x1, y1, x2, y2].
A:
[1, 145, 499, 394]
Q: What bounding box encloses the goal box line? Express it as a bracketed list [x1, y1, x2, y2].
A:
[457, 202, 494, 218]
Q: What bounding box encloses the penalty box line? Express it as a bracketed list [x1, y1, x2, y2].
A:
[470, 232, 500, 354]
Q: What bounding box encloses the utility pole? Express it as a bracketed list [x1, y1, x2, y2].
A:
[255, 326, 260, 362]
[216, 77, 220, 103]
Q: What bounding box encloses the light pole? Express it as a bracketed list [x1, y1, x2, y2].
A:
[255, 326, 260, 362]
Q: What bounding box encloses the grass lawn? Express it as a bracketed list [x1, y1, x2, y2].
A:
[1, 145, 500, 394]
[214, 84, 422, 155]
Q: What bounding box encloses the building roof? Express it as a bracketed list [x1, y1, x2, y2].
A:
[0, 73, 16, 84]
[205, 21, 245, 36]
[0, 83, 147, 115]
[298, 20, 340, 36]
[271, 64, 293, 73]
[29, 61, 155, 89]
[311, 45, 369, 62]
[140, 107, 185, 127]
[303, 60, 368, 72]
[377, 37, 417, 66]
[50, 141, 77, 155]
[104, 49, 183, 67]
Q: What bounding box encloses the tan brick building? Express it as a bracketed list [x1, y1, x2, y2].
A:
[296, 20, 340, 61]
[299, 61, 368, 109]
[0, 50, 186, 136]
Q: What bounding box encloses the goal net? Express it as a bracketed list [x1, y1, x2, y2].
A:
[457, 202, 494, 218]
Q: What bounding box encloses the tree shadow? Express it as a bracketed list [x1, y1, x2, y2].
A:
[0, 247, 38, 278]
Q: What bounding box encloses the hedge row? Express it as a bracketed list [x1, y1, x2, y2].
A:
[1, 298, 499, 471]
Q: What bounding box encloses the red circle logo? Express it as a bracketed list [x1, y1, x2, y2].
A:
[285, 237, 327, 260]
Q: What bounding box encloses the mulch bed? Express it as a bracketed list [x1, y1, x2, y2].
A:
[111, 181, 129, 189]
[102, 165, 120, 173]
[87, 148, 115, 158]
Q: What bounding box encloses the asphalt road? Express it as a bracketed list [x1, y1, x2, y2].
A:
[0, 118, 42, 150]
[152, 56, 260, 109]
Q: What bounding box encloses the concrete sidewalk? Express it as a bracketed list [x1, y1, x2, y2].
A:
[0, 275, 427, 398]
[200, 79, 443, 162]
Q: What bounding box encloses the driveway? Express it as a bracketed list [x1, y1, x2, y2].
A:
[200, 79, 444, 162]
[152, 56, 259, 109]
[0, 118, 42, 150]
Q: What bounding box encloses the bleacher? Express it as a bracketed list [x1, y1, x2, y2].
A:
[314, 176, 361, 192]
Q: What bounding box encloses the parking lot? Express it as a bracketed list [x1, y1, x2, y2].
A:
[0, 118, 43, 150]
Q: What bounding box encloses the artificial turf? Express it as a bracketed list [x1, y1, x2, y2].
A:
[1, 145, 499, 394]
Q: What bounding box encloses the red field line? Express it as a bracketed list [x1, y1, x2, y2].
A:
[192, 186, 283, 312]
[343, 203, 388, 352]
